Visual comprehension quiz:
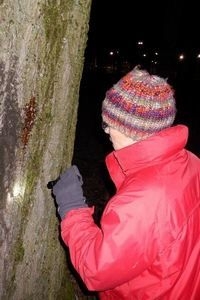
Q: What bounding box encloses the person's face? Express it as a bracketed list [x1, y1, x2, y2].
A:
[102, 122, 135, 150]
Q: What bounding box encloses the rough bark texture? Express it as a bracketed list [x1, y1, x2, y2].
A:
[0, 0, 92, 299]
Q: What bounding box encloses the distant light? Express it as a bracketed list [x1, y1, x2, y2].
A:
[109, 51, 114, 56]
[137, 41, 143, 45]
[197, 53, 200, 59]
[155, 52, 159, 56]
[178, 54, 185, 61]
[142, 53, 147, 57]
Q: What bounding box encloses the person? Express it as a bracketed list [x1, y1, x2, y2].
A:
[49, 66, 200, 299]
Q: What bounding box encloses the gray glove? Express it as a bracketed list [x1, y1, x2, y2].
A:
[52, 165, 87, 219]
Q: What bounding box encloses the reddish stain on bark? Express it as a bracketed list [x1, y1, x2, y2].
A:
[21, 96, 37, 149]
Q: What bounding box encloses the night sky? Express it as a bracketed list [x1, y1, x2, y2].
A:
[87, 0, 199, 56]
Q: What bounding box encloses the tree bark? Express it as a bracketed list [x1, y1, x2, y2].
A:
[0, 0, 92, 299]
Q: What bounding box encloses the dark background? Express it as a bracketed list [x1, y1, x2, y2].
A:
[72, 0, 200, 225]
[87, 0, 199, 68]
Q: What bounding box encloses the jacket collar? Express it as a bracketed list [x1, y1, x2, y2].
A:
[105, 125, 188, 188]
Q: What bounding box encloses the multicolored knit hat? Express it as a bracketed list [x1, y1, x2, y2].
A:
[102, 66, 176, 141]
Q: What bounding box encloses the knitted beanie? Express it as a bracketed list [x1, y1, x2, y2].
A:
[102, 66, 176, 141]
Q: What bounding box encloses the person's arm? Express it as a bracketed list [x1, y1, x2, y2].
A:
[61, 190, 159, 291]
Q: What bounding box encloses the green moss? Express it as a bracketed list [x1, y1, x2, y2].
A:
[6, 236, 25, 298]
[42, 1, 70, 63]
[14, 237, 25, 263]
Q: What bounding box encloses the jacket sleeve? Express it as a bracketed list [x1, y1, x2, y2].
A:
[61, 190, 160, 291]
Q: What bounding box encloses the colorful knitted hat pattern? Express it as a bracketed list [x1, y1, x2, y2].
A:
[102, 66, 176, 141]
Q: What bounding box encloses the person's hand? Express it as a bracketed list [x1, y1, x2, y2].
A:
[49, 165, 87, 219]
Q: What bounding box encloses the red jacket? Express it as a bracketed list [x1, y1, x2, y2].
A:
[61, 125, 200, 299]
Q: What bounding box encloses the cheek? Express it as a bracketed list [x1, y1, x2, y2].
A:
[110, 135, 119, 148]
[110, 132, 119, 141]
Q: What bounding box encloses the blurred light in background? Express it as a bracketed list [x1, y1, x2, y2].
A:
[178, 54, 185, 61]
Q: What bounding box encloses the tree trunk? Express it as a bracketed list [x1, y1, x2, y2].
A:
[0, 0, 93, 299]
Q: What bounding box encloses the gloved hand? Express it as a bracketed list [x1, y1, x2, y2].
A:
[50, 165, 87, 220]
